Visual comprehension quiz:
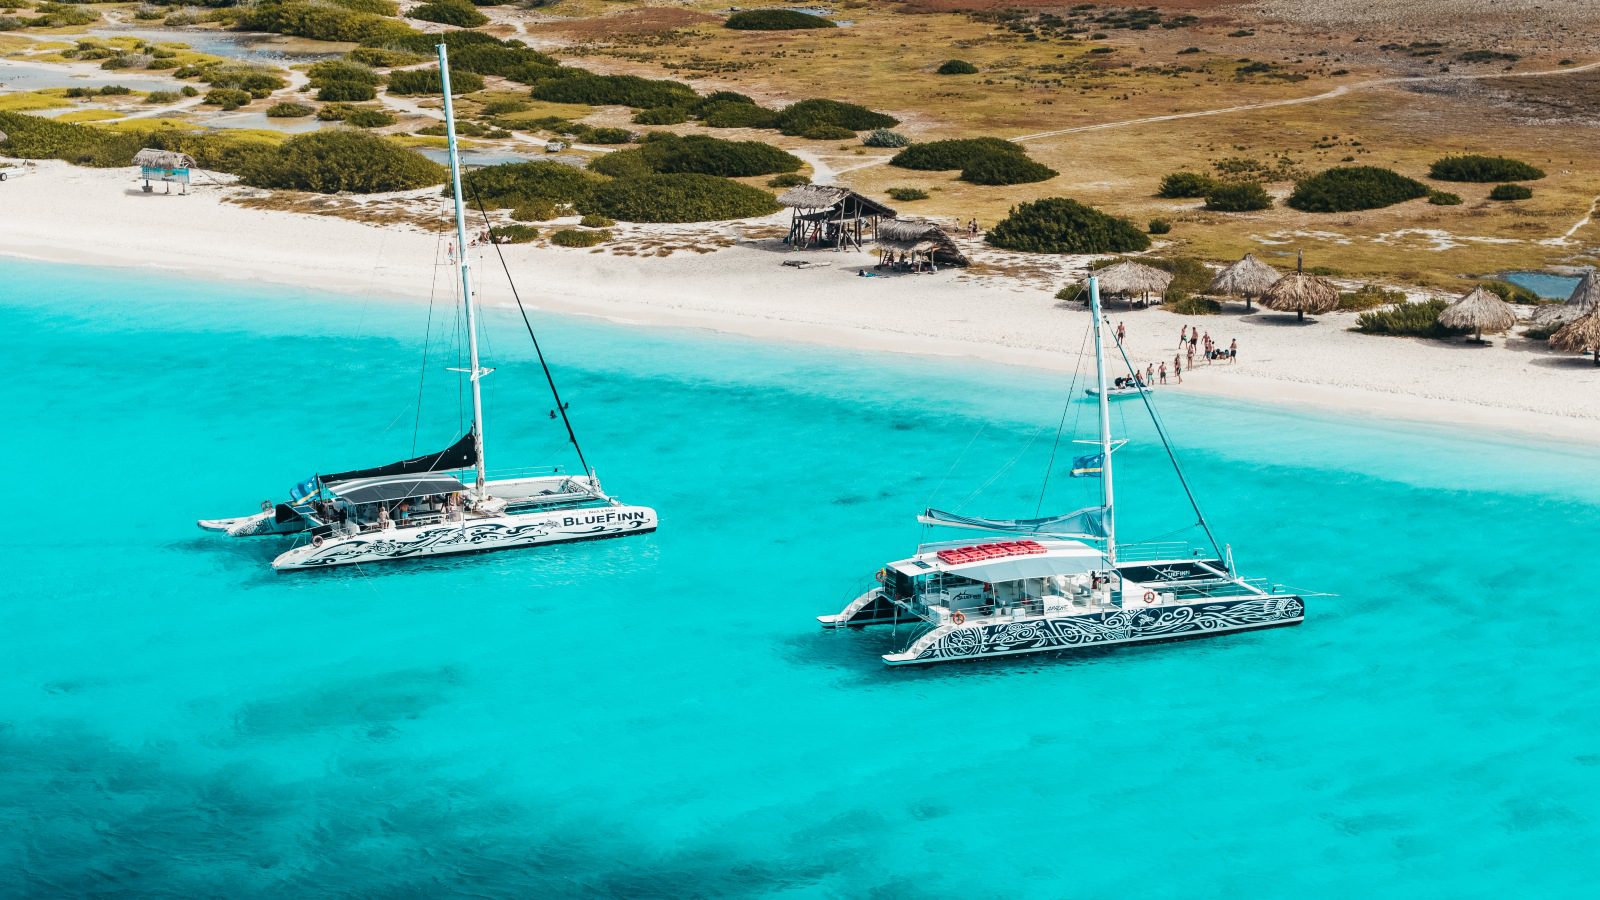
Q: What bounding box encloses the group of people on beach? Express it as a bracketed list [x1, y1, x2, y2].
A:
[1110, 322, 1240, 388]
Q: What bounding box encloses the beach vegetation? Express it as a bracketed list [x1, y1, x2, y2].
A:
[725, 9, 835, 30]
[266, 101, 314, 118]
[510, 200, 558, 221]
[550, 228, 610, 247]
[308, 59, 381, 102]
[767, 173, 808, 188]
[797, 124, 855, 140]
[236, 1, 416, 45]
[1427, 190, 1463, 205]
[887, 187, 929, 201]
[201, 63, 287, 99]
[1157, 170, 1216, 198]
[489, 223, 539, 243]
[1167, 295, 1221, 315]
[771, 98, 896, 136]
[890, 137, 1020, 170]
[1336, 284, 1405, 311]
[985, 198, 1151, 254]
[21, 4, 98, 28]
[348, 47, 430, 68]
[409, 0, 486, 27]
[1204, 181, 1271, 211]
[582, 173, 780, 223]
[1287, 166, 1429, 212]
[579, 214, 614, 228]
[164, 9, 200, 26]
[961, 152, 1056, 186]
[1355, 298, 1467, 338]
[181, 86, 199, 97]
[631, 106, 687, 125]
[1482, 280, 1541, 304]
[1148, 218, 1171, 234]
[590, 134, 802, 179]
[1428, 154, 1545, 182]
[586, 127, 634, 144]
[937, 59, 979, 75]
[241, 130, 445, 193]
[458, 160, 604, 208]
[145, 90, 182, 104]
[863, 128, 910, 148]
[1488, 183, 1533, 201]
[532, 73, 696, 109]
[698, 100, 777, 129]
[203, 88, 253, 111]
[324, 105, 394, 127]
[388, 67, 483, 95]
[1146, 256, 1212, 302]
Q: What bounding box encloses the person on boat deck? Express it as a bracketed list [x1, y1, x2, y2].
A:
[396, 501, 412, 521]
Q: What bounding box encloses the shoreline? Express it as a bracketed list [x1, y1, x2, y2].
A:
[3, 161, 1599, 445]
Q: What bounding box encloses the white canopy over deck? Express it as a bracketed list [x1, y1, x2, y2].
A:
[888, 539, 1105, 583]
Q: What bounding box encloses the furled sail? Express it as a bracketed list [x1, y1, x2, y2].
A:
[319, 432, 478, 485]
[919, 505, 1109, 538]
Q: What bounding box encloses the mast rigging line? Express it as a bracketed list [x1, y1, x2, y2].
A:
[1104, 315, 1224, 561]
[467, 187, 593, 478]
[412, 214, 449, 454]
[1035, 324, 1092, 517]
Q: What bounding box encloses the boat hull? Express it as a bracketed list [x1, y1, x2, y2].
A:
[881, 595, 1304, 665]
[271, 505, 657, 571]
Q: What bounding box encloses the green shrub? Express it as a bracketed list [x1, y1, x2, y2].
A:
[771, 98, 896, 136]
[579, 213, 614, 228]
[202, 63, 287, 99]
[1157, 170, 1217, 198]
[1167, 295, 1221, 315]
[698, 100, 777, 128]
[887, 187, 928, 201]
[550, 228, 610, 246]
[591, 134, 802, 178]
[266, 101, 315, 117]
[181, 86, 199, 97]
[164, 10, 199, 26]
[1355, 298, 1466, 338]
[144, 90, 181, 103]
[1336, 284, 1405, 311]
[587, 127, 634, 144]
[767, 173, 808, 188]
[1287, 166, 1429, 212]
[458, 160, 604, 208]
[937, 59, 980, 75]
[96, 85, 134, 97]
[533, 73, 697, 108]
[985, 198, 1151, 254]
[582, 173, 780, 223]
[410, 0, 486, 27]
[1483, 280, 1540, 304]
[863, 128, 909, 148]
[890, 137, 1020, 170]
[388, 67, 482, 95]
[1148, 218, 1172, 234]
[725, 9, 835, 30]
[1145, 256, 1212, 302]
[341, 106, 394, 127]
[1427, 190, 1463, 205]
[799, 124, 855, 140]
[204, 88, 253, 111]
[241, 130, 445, 193]
[0, 110, 146, 167]
[632, 106, 688, 125]
[237, 1, 416, 45]
[490, 223, 539, 243]
[1428, 154, 1545, 182]
[317, 80, 377, 102]
[510, 199, 558, 221]
[1204, 181, 1271, 211]
[27, 4, 97, 27]
[348, 47, 430, 68]
[961, 153, 1057, 185]
[1489, 183, 1533, 201]
[102, 53, 153, 71]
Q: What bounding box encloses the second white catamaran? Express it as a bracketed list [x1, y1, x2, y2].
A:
[198, 44, 657, 571]
[820, 276, 1305, 665]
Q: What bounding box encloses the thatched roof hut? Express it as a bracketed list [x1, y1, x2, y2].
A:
[777, 185, 895, 251]
[1550, 308, 1600, 366]
[874, 218, 968, 267]
[1261, 272, 1338, 321]
[133, 148, 197, 169]
[1207, 253, 1279, 310]
[1084, 261, 1171, 306]
[1438, 286, 1518, 341]
[1531, 270, 1599, 326]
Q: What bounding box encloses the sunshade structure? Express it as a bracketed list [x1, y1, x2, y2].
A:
[1207, 253, 1280, 310]
[1532, 270, 1599, 326]
[132, 148, 197, 169]
[1085, 260, 1172, 307]
[1261, 272, 1339, 321]
[1550, 308, 1600, 366]
[1438, 286, 1518, 342]
[777, 185, 896, 251]
[874, 218, 969, 268]
[326, 473, 466, 505]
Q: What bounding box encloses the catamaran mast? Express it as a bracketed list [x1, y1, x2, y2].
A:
[1088, 276, 1116, 564]
[438, 44, 488, 492]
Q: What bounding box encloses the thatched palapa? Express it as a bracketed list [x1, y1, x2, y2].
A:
[778, 185, 895, 251]
[1438, 286, 1518, 341]
[1085, 261, 1171, 306]
[1531, 270, 1599, 326]
[1262, 272, 1338, 321]
[1550, 308, 1600, 366]
[1208, 253, 1279, 309]
[874, 218, 968, 268]
[133, 149, 197, 169]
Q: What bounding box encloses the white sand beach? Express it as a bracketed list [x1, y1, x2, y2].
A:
[4, 159, 1598, 441]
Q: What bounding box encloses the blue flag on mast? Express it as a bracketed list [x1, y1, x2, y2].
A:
[1070, 453, 1103, 478]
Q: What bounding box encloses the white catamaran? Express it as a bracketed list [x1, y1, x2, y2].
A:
[820, 276, 1305, 665]
[198, 45, 657, 571]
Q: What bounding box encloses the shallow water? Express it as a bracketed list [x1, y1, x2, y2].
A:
[0, 60, 184, 93]
[1505, 270, 1582, 299]
[1, 257, 1597, 897]
[87, 28, 347, 64]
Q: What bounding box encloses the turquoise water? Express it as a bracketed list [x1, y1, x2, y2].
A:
[1505, 271, 1582, 300]
[2, 258, 1598, 897]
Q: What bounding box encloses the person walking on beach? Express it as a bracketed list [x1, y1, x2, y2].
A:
[1159, 361, 1168, 384]
[1172, 355, 1182, 384]
[1116, 321, 1127, 344]
[1186, 341, 1195, 369]
[1229, 338, 1238, 363]
[1178, 324, 1188, 349]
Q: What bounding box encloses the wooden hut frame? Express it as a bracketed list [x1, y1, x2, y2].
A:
[777, 185, 896, 251]
[873, 218, 969, 271]
[133, 148, 197, 195]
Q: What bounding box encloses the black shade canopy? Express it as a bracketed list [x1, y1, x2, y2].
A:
[326, 474, 465, 505]
[320, 432, 476, 484]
